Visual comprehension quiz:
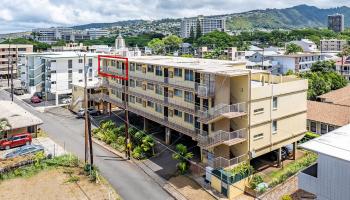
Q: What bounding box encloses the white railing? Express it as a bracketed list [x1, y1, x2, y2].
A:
[198, 102, 246, 122]
[195, 82, 215, 97]
[210, 154, 248, 169]
[198, 128, 246, 148]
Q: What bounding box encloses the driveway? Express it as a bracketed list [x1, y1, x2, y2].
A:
[0, 89, 173, 200]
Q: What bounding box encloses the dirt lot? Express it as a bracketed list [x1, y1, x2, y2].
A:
[0, 168, 120, 200]
[169, 175, 215, 200]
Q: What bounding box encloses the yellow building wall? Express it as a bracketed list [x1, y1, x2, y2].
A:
[228, 177, 249, 200]
[211, 175, 221, 193]
[230, 75, 249, 103]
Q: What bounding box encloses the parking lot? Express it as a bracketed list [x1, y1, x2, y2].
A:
[0, 137, 66, 159]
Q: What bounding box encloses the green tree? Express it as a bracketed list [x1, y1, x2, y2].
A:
[310, 60, 336, 73]
[0, 118, 11, 134]
[147, 38, 165, 55]
[196, 19, 202, 39]
[163, 35, 182, 53]
[172, 144, 193, 174]
[196, 31, 233, 49]
[141, 135, 155, 156]
[285, 43, 303, 55]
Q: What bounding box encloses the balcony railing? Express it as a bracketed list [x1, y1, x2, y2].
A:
[102, 79, 125, 90]
[195, 83, 215, 98]
[198, 103, 247, 123]
[198, 128, 247, 148]
[209, 154, 248, 169]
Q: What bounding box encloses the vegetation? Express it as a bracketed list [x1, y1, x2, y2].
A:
[172, 144, 193, 174]
[148, 35, 182, 55]
[299, 132, 320, 144]
[299, 60, 348, 100]
[285, 43, 303, 55]
[230, 161, 254, 176]
[0, 118, 11, 134]
[249, 174, 264, 190]
[281, 195, 293, 200]
[268, 151, 318, 188]
[0, 38, 51, 52]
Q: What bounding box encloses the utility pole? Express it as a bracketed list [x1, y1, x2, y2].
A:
[10, 50, 14, 102]
[7, 41, 10, 87]
[83, 53, 89, 164]
[123, 63, 131, 160]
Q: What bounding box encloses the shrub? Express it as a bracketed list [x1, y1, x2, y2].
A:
[132, 146, 144, 160]
[172, 144, 193, 174]
[249, 174, 264, 190]
[45, 154, 79, 167]
[231, 162, 254, 176]
[117, 136, 125, 146]
[281, 195, 292, 200]
[66, 176, 80, 183]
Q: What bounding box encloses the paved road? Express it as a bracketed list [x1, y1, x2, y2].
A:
[0, 90, 173, 200]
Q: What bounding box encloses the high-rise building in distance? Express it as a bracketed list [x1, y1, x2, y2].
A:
[180, 15, 226, 38]
[328, 13, 345, 33]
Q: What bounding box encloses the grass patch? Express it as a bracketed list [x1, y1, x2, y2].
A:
[65, 175, 80, 183]
[267, 151, 317, 188]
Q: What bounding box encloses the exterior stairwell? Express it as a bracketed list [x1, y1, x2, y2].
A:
[198, 128, 247, 149]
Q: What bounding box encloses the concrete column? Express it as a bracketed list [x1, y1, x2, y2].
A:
[292, 142, 297, 160]
[55, 93, 59, 106]
[143, 117, 149, 132]
[277, 147, 282, 168]
[165, 127, 171, 145]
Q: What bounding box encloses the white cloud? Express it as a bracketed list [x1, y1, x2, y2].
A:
[0, 0, 349, 33]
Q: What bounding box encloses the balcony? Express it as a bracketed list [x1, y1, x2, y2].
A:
[101, 79, 125, 90]
[209, 154, 248, 169]
[130, 75, 196, 92]
[198, 128, 247, 149]
[195, 83, 215, 98]
[89, 93, 125, 109]
[198, 103, 247, 124]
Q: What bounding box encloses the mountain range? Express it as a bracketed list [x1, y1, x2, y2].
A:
[73, 5, 350, 31]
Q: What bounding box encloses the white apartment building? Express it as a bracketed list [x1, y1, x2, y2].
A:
[180, 15, 226, 38]
[21, 52, 99, 104]
[288, 39, 318, 53]
[299, 124, 350, 200]
[320, 39, 347, 53]
[87, 28, 109, 40]
[32, 27, 91, 44]
[270, 53, 326, 74]
[0, 44, 33, 79]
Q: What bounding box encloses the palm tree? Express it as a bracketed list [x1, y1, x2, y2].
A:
[141, 135, 155, 156]
[0, 118, 11, 137]
[172, 144, 194, 174]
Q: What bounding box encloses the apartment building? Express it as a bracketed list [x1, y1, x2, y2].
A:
[288, 39, 318, 53]
[21, 52, 99, 104]
[91, 56, 307, 169]
[328, 13, 345, 33]
[224, 47, 245, 61]
[299, 124, 350, 200]
[0, 44, 33, 79]
[270, 53, 326, 74]
[86, 28, 109, 40]
[320, 39, 347, 53]
[180, 15, 226, 38]
[32, 27, 96, 44]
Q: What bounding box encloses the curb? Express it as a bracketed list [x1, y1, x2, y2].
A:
[92, 138, 188, 200]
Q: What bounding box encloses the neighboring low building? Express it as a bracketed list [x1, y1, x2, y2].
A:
[0, 44, 33, 79]
[21, 52, 99, 105]
[270, 53, 326, 74]
[320, 39, 347, 53]
[91, 56, 307, 169]
[50, 43, 87, 52]
[336, 56, 350, 81]
[288, 39, 318, 53]
[0, 101, 43, 139]
[70, 80, 102, 113]
[224, 47, 245, 61]
[299, 124, 350, 200]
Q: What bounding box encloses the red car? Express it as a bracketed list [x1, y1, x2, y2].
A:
[31, 96, 42, 104]
[0, 133, 32, 150]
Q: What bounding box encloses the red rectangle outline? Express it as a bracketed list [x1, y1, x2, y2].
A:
[98, 55, 129, 80]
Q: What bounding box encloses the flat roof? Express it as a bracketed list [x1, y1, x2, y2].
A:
[300, 124, 350, 162]
[0, 101, 43, 131]
[21, 51, 99, 58]
[271, 53, 323, 58]
[0, 44, 33, 48]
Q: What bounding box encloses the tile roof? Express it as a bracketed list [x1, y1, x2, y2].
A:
[307, 101, 350, 126]
[317, 85, 350, 107]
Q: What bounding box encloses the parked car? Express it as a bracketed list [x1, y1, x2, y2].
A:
[61, 98, 72, 104]
[33, 92, 43, 99]
[13, 88, 25, 95]
[76, 108, 101, 118]
[31, 96, 42, 104]
[0, 133, 32, 150]
[269, 148, 288, 161]
[4, 145, 44, 159]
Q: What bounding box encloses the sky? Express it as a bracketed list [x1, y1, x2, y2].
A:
[0, 0, 349, 34]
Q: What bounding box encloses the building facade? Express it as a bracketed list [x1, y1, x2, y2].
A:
[320, 39, 347, 53]
[180, 15, 226, 38]
[87, 28, 109, 40]
[0, 44, 33, 79]
[288, 39, 318, 53]
[21, 52, 99, 104]
[91, 56, 307, 169]
[328, 13, 345, 33]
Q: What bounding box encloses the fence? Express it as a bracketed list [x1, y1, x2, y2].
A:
[198, 128, 247, 148]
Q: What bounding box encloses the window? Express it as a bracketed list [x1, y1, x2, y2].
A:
[273, 97, 278, 109]
[155, 104, 162, 113]
[129, 95, 135, 103]
[155, 66, 162, 76]
[310, 121, 316, 132]
[129, 79, 135, 87]
[147, 65, 154, 73]
[136, 64, 142, 71]
[174, 68, 182, 77]
[136, 97, 142, 104]
[68, 70, 72, 73]
[136, 80, 142, 87]
[321, 123, 327, 134]
[155, 85, 163, 95]
[79, 80, 83, 82]
[51, 70, 56, 73]
[254, 108, 264, 114]
[68, 60, 72, 69]
[184, 91, 193, 103]
[147, 83, 154, 90]
[79, 59, 83, 63]
[174, 109, 182, 117]
[184, 69, 194, 81]
[130, 63, 135, 71]
[51, 81, 56, 84]
[51, 60, 56, 62]
[147, 101, 154, 108]
[78, 69, 83, 73]
[328, 125, 335, 132]
[272, 120, 277, 133]
[174, 89, 182, 97]
[184, 113, 194, 124]
[88, 58, 93, 67]
[253, 133, 264, 140]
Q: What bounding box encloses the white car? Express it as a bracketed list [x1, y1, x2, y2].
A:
[61, 98, 72, 104]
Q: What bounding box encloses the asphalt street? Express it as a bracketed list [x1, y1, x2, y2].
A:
[0, 89, 173, 200]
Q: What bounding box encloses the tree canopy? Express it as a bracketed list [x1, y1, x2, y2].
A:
[285, 43, 303, 55]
